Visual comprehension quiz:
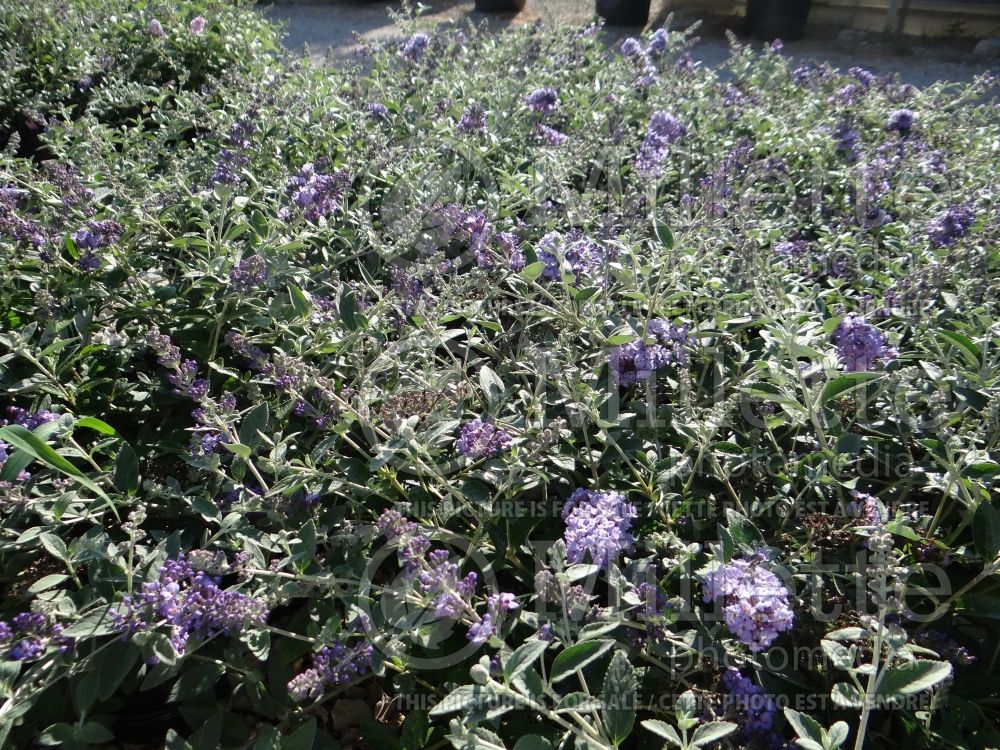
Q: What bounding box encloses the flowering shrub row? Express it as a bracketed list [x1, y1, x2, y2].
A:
[0, 1, 998, 748]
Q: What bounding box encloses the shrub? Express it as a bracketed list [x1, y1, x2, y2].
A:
[0, 2, 998, 748]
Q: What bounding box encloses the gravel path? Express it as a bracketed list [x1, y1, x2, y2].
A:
[263, 0, 994, 86]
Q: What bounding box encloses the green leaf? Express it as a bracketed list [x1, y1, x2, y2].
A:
[224, 442, 252, 460]
[690, 721, 738, 747]
[0, 424, 112, 506]
[601, 651, 636, 745]
[37, 723, 74, 746]
[429, 685, 502, 716]
[937, 330, 982, 368]
[76, 721, 115, 744]
[75, 416, 118, 436]
[821, 640, 854, 671]
[549, 640, 615, 683]
[97, 640, 139, 701]
[479, 366, 505, 411]
[818, 372, 882, 406]
[831, 682, 864, 708]
[28, 574, 69, 594]
[521, 261, 547, 281]
[38, 532, 68, 561]
[724, 508, 764, 548]
[169, 663, 225, 702]
[239, 403, 269, 450]
[189, 711, 224, 750]
[254, 726, 281, 750]
[606, 334, 637, 345]
[288, 284, 311, 318]
[113, 442, 140, 493]
[399, 711, 429, 750]
[828, 722, 850, 747]
[339, 288, 360, 330]
[824, 627, 865, 642]
[641, 719, 682, 746]
[504, 640, 548, 683]
[973, 502, 1000, 560]
[653, 220, 674, 249]
[0, 447, 32, 482]
[783, 708, 825, 744]
[878, 660, 952, 697]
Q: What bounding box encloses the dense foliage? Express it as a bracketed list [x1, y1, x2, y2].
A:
[1, 1, 998, 749]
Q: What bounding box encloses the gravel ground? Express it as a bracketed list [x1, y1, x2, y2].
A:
[263, 0, 994, 86]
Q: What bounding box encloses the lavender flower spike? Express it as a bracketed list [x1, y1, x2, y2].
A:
[562, 489, 637, 568]
[833, 313, 897, 372]
[703, 557, 793, 652]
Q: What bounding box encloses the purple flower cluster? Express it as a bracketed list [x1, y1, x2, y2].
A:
[287, 640, 374, 702]
[149, 18, 165, 37]
[525, 87, 559, 115]
[435, 204, 493, 265]
[375, 511, 517, 643]
[618, 35, 661, 87]
[648, 28, 668, 54]
[611, 320, 691, 386]
[189, 16, 207, 36]
[635, 111, 686, 179]
[468, 593, 519, 644]
[926, 204, 975, 248]
[626, 579, 674, 644]
[1, 406, 59, 431]
[114, 555, 268, 655]
[211, 115, 257, 186]
[703, 557, 794, 652]
[0, 186, 46, 249]
[284, 164, 351, 223]
[621, 38, 643, 57]
[535, 230, 615, 286]
[833, 313, 897, 372]
[0, 611, 73, 661]
[887, 108, 915, 133]
[534, 123, 568, 147]
[402, 33, 429, 62]
[367, 102, 389, 122]
[456, 418, 512, 459]
[561, 489, 637, 568]
[166, 359, 210, 401]
[72, 219, 122, 250]
[833, 120, 861, 162]
[457, 102, 488, 136]
[912, 628, 976, 666]
[721, 668, 780, 747]
[229, 254, 268, 292]
[848, 490, 884, 526]
[496, 232, 525, 271]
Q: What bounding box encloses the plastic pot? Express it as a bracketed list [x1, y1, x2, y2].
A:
[596, 0, 651, 27]
[475, 0, 526, 11]
[744, 0, 813, 41]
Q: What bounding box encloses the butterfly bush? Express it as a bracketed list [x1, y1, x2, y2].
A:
[0, 1, 994, 747]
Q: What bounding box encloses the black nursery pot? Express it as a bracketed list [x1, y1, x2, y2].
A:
[596, 0, 652, 27]
[744, 0, 813, 41]
[474, 0, 526, 11]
